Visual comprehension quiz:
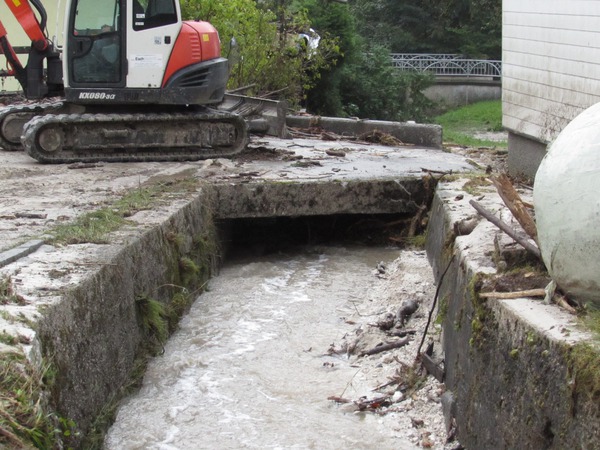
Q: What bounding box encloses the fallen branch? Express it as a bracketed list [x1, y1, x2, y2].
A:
[361, 337, 409, 356]
[479, 289, 546, 299]
[355, 395, 392, 411]
[327, 396, 352, 404]
[555, 294, 578, 314]
[325, 148, 346, 157]
[470, 200, 542, 260]
[491, 174, 538, 243]
[389, 329, 416, 338]
[372, 378, 401, 392]
[15, 212, 47, 219]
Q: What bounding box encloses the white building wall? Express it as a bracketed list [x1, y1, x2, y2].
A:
[1, 1, 63, 93]
[503, 0, 600, 144]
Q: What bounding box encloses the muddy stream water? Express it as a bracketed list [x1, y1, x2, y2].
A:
[104, 246, 446, 450]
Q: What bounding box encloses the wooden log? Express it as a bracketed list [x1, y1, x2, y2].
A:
[361, 337, 410, 356]
[479, 289, 547, 299]
[491, 174, 538, 243]
[470, 200, 542, 260]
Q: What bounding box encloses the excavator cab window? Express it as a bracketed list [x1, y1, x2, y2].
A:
[133, 0, 177, 31]
[70, 0, 122, 84]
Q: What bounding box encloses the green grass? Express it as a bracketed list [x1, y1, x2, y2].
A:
[434, 100, 507, 148]
[0, 353, 62, 448]
[49, 176, 199, 245]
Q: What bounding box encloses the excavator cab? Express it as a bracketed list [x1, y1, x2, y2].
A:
[68, 0, 124, 85]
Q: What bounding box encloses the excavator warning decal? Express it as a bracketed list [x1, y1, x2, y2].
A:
[202, 34, 210, 42]
[131, 54, 163, 68]
[11, 0, 21, 7]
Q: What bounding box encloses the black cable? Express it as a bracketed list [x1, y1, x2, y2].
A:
[416, 253, 456, 360]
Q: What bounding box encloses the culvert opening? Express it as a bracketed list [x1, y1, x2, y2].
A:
[106, 210, 445, 448]
[222, 212, 429, 258]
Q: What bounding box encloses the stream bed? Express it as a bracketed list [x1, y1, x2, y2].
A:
[104, 246, 448, 450]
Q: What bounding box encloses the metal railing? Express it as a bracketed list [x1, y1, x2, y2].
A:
[391, 53, 502, 79]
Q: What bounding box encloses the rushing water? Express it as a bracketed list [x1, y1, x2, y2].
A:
[104, 246, 419, 450]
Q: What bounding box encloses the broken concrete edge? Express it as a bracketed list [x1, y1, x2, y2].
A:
[286, 115, 443, 149]
[0, 239, 45, 268]
[426, 180, 600, 449]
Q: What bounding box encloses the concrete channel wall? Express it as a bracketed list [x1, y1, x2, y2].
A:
[426, 181, 600, 449]
[17, 177, 598, 449]
[30, 191, 224, 445]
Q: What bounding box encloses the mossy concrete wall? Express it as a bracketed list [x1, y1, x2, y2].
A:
[426, 181, 600, 449]
[3, 174, 435, 447]
[32, 190, 223, 445]
[213, 178, 430, 218]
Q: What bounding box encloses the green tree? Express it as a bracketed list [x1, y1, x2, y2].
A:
[180, 0, 337, 105]
[299, 0, 433, 121]
[338, 45, 433, 122]
[352, 0, 501, 58]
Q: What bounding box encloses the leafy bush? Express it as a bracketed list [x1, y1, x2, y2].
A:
[338, 45, 434, 122]
[181, 0, 338, 106]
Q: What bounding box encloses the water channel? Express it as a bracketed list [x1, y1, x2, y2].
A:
[104, 246, 424, 449]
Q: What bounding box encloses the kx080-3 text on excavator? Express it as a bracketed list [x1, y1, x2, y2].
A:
[0, 0, 249, 163]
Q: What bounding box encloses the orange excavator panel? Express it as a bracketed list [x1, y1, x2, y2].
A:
[162, 20, 220, 87]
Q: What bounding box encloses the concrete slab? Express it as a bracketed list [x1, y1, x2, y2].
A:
[0, 136, 472, 252]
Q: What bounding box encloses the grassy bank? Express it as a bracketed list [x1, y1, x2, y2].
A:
[434, 100, 507, 148]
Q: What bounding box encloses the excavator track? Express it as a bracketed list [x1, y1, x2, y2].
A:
[22, 109, 248, 163]
[0, 100, 65, 151]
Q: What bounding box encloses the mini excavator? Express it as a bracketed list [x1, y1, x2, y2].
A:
[0, 0, 248, 162]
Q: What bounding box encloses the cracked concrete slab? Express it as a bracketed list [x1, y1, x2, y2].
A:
[0, 136, 472, 253]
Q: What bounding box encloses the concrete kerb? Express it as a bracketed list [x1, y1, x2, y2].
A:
[426, 179, 600, 449]
[0, 239, 45, 268]
[286, 115, 443, 149]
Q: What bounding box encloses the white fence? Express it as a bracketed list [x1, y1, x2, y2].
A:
[391, 53, 502, 78]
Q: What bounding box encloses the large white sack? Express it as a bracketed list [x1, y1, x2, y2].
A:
[533, 102, 600, 308]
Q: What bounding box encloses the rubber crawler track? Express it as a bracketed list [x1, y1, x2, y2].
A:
[0, 101, 65, 151]
[22, 110, 249, 163]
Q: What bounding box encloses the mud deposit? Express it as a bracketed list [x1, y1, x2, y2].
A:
[105, 247, 454, 450]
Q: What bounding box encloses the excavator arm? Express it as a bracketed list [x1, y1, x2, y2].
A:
[0, 13, 27, 88]
[0, 0, 62, 98]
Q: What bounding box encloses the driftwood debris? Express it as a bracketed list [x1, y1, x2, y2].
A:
[325, 148, 347, 157]
[479, 289, 547, 299]
[361, 337, 410, 356]
[15, 212, 47, 219]
[328, 395, 392, 411]
[389, 329, 416, 338]
[470, 199, 542, 260]
[420, 343, 444, 383]
[491, 174, 538, 243]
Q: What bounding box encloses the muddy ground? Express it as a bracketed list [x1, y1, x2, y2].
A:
[328, 249, 459, 449]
